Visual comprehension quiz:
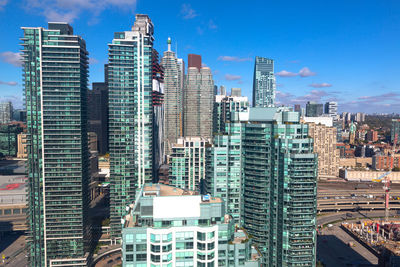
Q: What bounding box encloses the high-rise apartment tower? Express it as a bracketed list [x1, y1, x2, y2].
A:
[108, 14, 155, 240]
[21, 22, 90, 266]
[252, 57, 276, 107]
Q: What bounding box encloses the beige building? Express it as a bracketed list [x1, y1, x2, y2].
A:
[340, 157, 372, 168]
[339, 169, 400, 183]
[307, 122, 339, 179]
[17, 133, 27, 159]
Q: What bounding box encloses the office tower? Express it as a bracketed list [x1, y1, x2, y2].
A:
[252, 56, 276, 108]
[391, 119, 400, 144]
[294, 104, 301, 113]
[21, 22, 90, 266]
[214, 85, 218, 95]
[169, 137, 209, 192]
[207, 118, 243, 224]
[231, 87, 241, 97]
[184, 59, 214, 139]
[305, 101, 323, 117]
[307, 122, 339, 179]
[220, 85, 226, 96]
[324, 101, 338, 118]
[161, 37, 184, 155]
[13, 109, 27, 122]
[121, 184, 261, 266]
[214, 94, 249, 134]
[188, 53, 202, 70]
[88, 81, 108, 154]
[152, 48, 165, 177]
[0, 123, 23, 156]
[241, 107, 317, 266]
[0, 101, 13, 124]
[108, 14, 155, 240]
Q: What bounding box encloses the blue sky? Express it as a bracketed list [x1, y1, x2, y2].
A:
[0, 0, 400, 113]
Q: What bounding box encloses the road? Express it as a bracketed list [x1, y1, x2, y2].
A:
[317, 210, 398, 225]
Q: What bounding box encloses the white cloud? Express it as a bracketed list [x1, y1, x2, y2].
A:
[0, 0, 8, 9]
[197, 27, 204, 35]
[275, 67, 316, 77]
[0, 81, 17, 86]
[225, 74, 241, 81]
[89, 58, 99, 64]
[217, 56, 251, 62]
[0, 52, 22, 67]
[24, 0, 137, 23]
[208, 19, 217, 30]
[181, 3, 197, 19]
[309, 83, 332, 88]
[276, 70, 298, 77]
[298, 67, 316, 77]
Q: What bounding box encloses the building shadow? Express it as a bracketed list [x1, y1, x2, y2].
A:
[0, 222, 22, 253]
[317, 233, 377, 267]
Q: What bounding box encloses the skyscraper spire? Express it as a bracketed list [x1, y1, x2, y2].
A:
[167, 37, 171, 52]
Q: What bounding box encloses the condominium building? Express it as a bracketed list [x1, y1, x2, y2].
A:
[306, 101, 323, 117]
[252, 57, 276, 108]
[184, 62, 214, 139]
[21, 22, 90, 266]
[307, 122, 339, 179]
[241, 107, 318, 266]
[391, 119, 400, 144]
[213, 94, 249, 134]
[121, 184, 261, 267]
[207, 119, 243, 224]
[324, 101, 338, 118]
[161, 37, 184, 154]
[169, 137, 210, 192]
[108, 14, 155, 240]
[17, 132, 27, 159]
[0, 101, 13, 124]
[231, 87, 241, 97]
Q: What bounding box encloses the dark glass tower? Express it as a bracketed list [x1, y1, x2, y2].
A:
[21, 22, 90, 266]
[252, 56, 276, 107]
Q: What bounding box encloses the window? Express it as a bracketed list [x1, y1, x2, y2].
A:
[197, 232, 206, 241]
[136, 254, 146, 261]
[126, 254, 134, 262]
[136, 244, 146, 252]
[151, 244, 160, 253]
[151, 254, 160, 263]
[125, 244, 133, 252]
[136, 233, 146, 242]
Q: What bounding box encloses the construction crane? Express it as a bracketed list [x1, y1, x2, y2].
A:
[371, 134, 398, 222]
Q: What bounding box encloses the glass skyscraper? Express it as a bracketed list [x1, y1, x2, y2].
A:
[21, 23, 90, 266]
[108, 14, 155, 240]
[242, 107, 317, 266]
[252, 57, 276, 108]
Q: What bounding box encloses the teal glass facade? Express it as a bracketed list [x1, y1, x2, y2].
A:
[0, 124, 23, 156]
[108, 15, 155, 240]
[207, 122, 243, 224]
[242, 108, 317, 266]
[21, 23, 90, 266]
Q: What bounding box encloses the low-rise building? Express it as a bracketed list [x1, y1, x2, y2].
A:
[122, 184, 261, 266]
[17, 133, 27, 159]
[339, 169, 400, 182]
[372, 154, 400, 170]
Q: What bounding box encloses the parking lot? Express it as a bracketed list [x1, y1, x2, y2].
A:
[317, 224, 378, 267]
